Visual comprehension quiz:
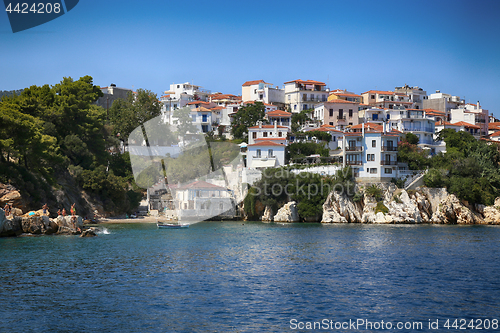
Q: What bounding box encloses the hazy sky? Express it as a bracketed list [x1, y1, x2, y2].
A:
[1, 0, 499, 116]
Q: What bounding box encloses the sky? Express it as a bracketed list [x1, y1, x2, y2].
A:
[1, 0, 500, 116]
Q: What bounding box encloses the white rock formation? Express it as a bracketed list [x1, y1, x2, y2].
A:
[273, 201, 300, 222]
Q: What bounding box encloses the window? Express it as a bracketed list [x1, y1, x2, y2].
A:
[339, 109, 343, 118]
[369, 168, 377, 174]
[349, 109, 353, 117]
[259, 94, 263, 100]
[278, 131, 282, 137]
[329, 122, 334, 126]
[252, 132, 257, 139]
[372, 140, 376, 147]
[254, 89, 257, 94]
[349, 123, 353, 126]
[385, 168, 393, 174]
[202, 114, 208, 122]
[268, 149, 274, 157]
[288, 95, 291, 101]
[201, 125, 208, 133]
[303, 104, 308, 110]
[177, 85, 180, 88]
[367, 154, 375, 161]
[173, 104, 177, 109]
[371, 95, 375, 99]
[263, 132, 268, 137]
[256, 149, 261, 158]
[329, 109, 333, 117]
[196, 190, 200, 197]
[332, 136, 336, 142]
[294, 105, 297, 110]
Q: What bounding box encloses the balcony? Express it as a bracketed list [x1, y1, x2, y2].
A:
[337, 115, 346, 120]
[381, 146, 398, 151]
[345, 146, 363, 152]
[403, 127, 434, 133]
[346, 160, 362, 166]
[381, 160, 398, 166]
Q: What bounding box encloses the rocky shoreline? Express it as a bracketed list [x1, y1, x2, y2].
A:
[0, 210, 99, 237]
[257, 184, 500, 224]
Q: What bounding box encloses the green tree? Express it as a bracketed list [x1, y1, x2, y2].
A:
[291, 109, 312, 133]
[231, 102, 266, 140]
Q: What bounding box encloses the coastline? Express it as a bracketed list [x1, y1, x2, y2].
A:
[97, 216, 158, 224]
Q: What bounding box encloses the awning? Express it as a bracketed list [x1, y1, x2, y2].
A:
[250, 159, 277, 168]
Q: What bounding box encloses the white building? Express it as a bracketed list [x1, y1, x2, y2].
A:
[422, 90, 464, 114]
[246, 141, 286, 169]
[284, 79, 329, 113]
[241, 80, 285, 107]
[394, 84, 427, 109]
[174, 180, 233, 221]
[161, 82, 211, 124]
[265, 110, 292, 129]
[449, 102, 489, 137]
[342, 125, 402, 182]
[248, 122, 290, 145]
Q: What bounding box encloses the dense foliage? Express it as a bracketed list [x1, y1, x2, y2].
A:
[231, 102, 266, 140]
[397, 133, 429, 170]
[286, 142, 329, 162]
[291, 109, 312, 133]
[424, 129, 500, 205]
[244, 166, 354, 220]
[0, 76, 143, 214]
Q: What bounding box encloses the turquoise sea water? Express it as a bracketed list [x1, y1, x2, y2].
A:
[1, 222, 500, 332]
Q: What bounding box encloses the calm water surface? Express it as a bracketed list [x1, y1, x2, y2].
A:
[1, 222, 499, 332]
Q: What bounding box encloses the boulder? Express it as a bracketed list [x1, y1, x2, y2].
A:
[482, 197, 500, 224]
[322, 191, 361, 223]
[0, 210, 23, 237]
[430, 194, 483, 224]
[20, 215, 51, 234]
[80, 228, 98, 237]
[261, 206, 274, 222]
[273, 201, 300, 222]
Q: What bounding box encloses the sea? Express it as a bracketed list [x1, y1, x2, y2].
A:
[1, 221, 499, 333]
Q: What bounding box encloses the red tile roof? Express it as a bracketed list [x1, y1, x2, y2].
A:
[187, 101, 211, 105]
[248, 140, 285, 147]
[248, 125, 288, 129]
[452, 121, 480, 129]
[489, 130, 500, 137]
[255, 138, 287, 141]
[351, 123, 383, 131]
[324, 99, 358, 104]
[330, 92, 362, 98]
[284, 79, 326, 86]
[435, 121, 457, 126]
[243, 101, 276, 107]
[362, 90, 395, 95]
[242, 80, 267, 86]
[266, 110, 292, 117]
[488, 122, 500, 129]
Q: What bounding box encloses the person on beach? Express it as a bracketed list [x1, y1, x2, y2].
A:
[57, 209, 61, 216]
[62, 208, 66, 217]
[70, 203, 80, 232]
[42, 203, 48, 216]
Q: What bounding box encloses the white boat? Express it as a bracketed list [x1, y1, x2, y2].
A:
[157, 220, 189, 229]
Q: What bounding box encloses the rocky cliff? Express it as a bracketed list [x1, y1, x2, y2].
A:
[322, 184, 500, 224]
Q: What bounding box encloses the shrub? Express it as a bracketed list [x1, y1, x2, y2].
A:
[375, 201, 389, 214]
[365, 184, 383, 201]
[393, 194, 402, 204]
[353, 192, 364, 202]
[390, 177, 405, 189]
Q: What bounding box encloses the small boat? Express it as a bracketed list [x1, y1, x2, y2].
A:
[157, 220, 189, 229]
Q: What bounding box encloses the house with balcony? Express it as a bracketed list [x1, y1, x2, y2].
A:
[328, 90, 363, 103]
[304, 124, 344, 151]
[435, 120, 481, 139]
[248, 121, 289, 145]
[265, 110, 292, 129]
[422, 90, 464, 114]
[246, 141, 286, 169]
[161, 82, 211, 124]
[394, 84, 427, 109]
[342, 124, 402, 182]
[449, 102, 489, 138]
[243, 101, 278, 113]
[241, 80, 285, 108]
[361, 90, 413, 109]
[174, 180, 233, 221]
[314, 100, 360, 129]
[284, 79, 329, 113]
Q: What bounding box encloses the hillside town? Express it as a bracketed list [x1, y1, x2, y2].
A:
[99, 80, 500, 218]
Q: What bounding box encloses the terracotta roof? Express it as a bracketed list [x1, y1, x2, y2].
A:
[248, 125, 288, 129]
[435, 121, 457, 126]
[242, 80, 266, 86]
[424, 109, 445, 115]
[248, 141, 285, 147]
[284, 79, 326, 86]
[362, 90, 395, 95]
[187, 101, 211, 105]
[192, 107, 213, 112]
[266, 110, 292, 117]
[330, 92, 362, 98]
[177, 180, 227, 191]
[452, 121, 480, 129]
[489, 130, 500, 137]
[305, 127, 343, 133]
[351, 123, 383, 131]
[211, 106, 224, 110]
[210, 93, 239, 100]
[323, 99, 358, 104]
[488, 122, 500, 129]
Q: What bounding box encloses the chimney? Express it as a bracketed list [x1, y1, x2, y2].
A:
[477, 101, 480, 109]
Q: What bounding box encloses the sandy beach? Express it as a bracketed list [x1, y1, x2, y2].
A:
[97, 216, 158, 224]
